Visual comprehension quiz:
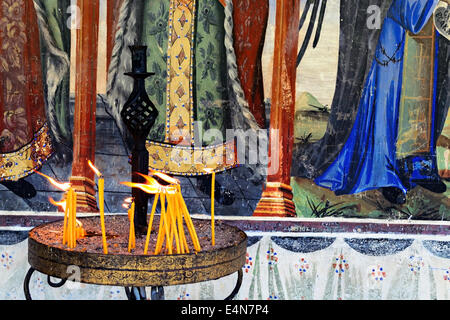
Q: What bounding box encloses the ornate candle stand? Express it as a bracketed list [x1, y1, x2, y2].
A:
[22, 46, 247, 301]
[120, 46, 159, 235]
[23, 216, 246, 300]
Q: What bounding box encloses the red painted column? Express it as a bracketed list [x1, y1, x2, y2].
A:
[253, 0, 300, 217]
[70, 0, 100, 212]
[106, 0, 123, 75]
[232, 0, 269, 129]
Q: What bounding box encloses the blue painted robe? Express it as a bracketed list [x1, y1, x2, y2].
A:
[315, 0, 440, 196]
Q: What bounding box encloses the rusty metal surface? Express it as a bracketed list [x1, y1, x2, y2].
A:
[28, 218, 247, 287]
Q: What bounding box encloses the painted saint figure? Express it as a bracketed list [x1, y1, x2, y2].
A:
[314, 0, 449, 204]
[107, 0, 268, 179]
[0, 0, 54, 184]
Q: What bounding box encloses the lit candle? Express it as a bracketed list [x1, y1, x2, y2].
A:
[62, 203, 68, 245]
[175, 186, 189, 253]
[67, 190, 72, 247]
[98, 176, 108, 254]
[211, 171, 215, 246]
[166, 195, 174, 249]
[177, 192, 201, 252]
[175, 192, 185, 254]
[70, 189, 74, 248]
[144, 193, 159, 255]
[76, 220, 85, 238]
[131, 201, 136, 248]
[88, 161, 108, 254]
[72, 189, 77, 248]
[69, 188, 76, 248]
[168, 193, 181, 254]
[128, 200, 135, 253]
[154, 193, 167, 255]
[33, 170, 77, 247]
[49, 197, 68, 245]
[121, 171, 200, 254]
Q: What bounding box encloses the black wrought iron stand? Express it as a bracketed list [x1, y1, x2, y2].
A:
[121, 45, 158, 235]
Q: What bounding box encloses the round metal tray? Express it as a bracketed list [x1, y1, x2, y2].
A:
[28, 216, 247, 287]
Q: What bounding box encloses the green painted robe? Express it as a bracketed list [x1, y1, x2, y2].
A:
[143, 0, 228, 147]
[107, 0, 264, 176]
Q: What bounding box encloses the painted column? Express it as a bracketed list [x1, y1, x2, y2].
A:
[106, 0, 123, 74]
[253, 0, 299, 217]
[70, 0, 100, 212]
[232, 0, 269, 129]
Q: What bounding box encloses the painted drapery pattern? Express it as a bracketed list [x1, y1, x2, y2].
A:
[0, 0, 53, 181]
[315, 0, 441, 195]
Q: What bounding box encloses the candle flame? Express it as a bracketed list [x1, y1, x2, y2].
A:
[122, 197, 134, 209]
[165, 186, 178, 194]
[149, 170, 180, 185]
[124, 197, 133, 203]
[88, 160, 102, 177]
[121, 173, 163, 194]
[49, 197, 67, 211]
[121, 181, 161, 194]
[121, 181, 177, 195]
[76, 219, 86, 238]
[33, 170, 71, 191]
[134, 172, 160, 186]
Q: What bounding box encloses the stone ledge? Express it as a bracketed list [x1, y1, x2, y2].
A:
[1, 212, 449, 236]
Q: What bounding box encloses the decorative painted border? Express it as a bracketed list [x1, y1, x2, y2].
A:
[0, 124, 53, 181]
[164, 0, 197, 145]
[146, 139, 238, 175]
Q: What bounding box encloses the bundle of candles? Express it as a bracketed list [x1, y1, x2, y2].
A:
[34, 163, 217, 255]
[121, 170, 202, 255]
[33, 170, 86, 249]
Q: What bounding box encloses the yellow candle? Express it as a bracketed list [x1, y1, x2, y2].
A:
[211, 171, 215, 246]
[180, 222, 189, 253]
[178, 193, 201, 251]
[144, 193, 159, 255]
[174, 193, 185, 254]
[154, 193, 166, 255]
[168, 194, 181, 254]
[66, 190, 72, 247]
[166, 196, 174, 248]
[72, 189, 77, 248]
[62, 200, 68, 245]
[181, 200, 198, 250]
[68, 189, 75, 248]
[162, 193, 172, 254]
[70, 189, 75, 248]
[128, 201, 135, 253]
[131, 202, 135, 248]
[99, 177, 108, 254]
[175, 186, 189, 253]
